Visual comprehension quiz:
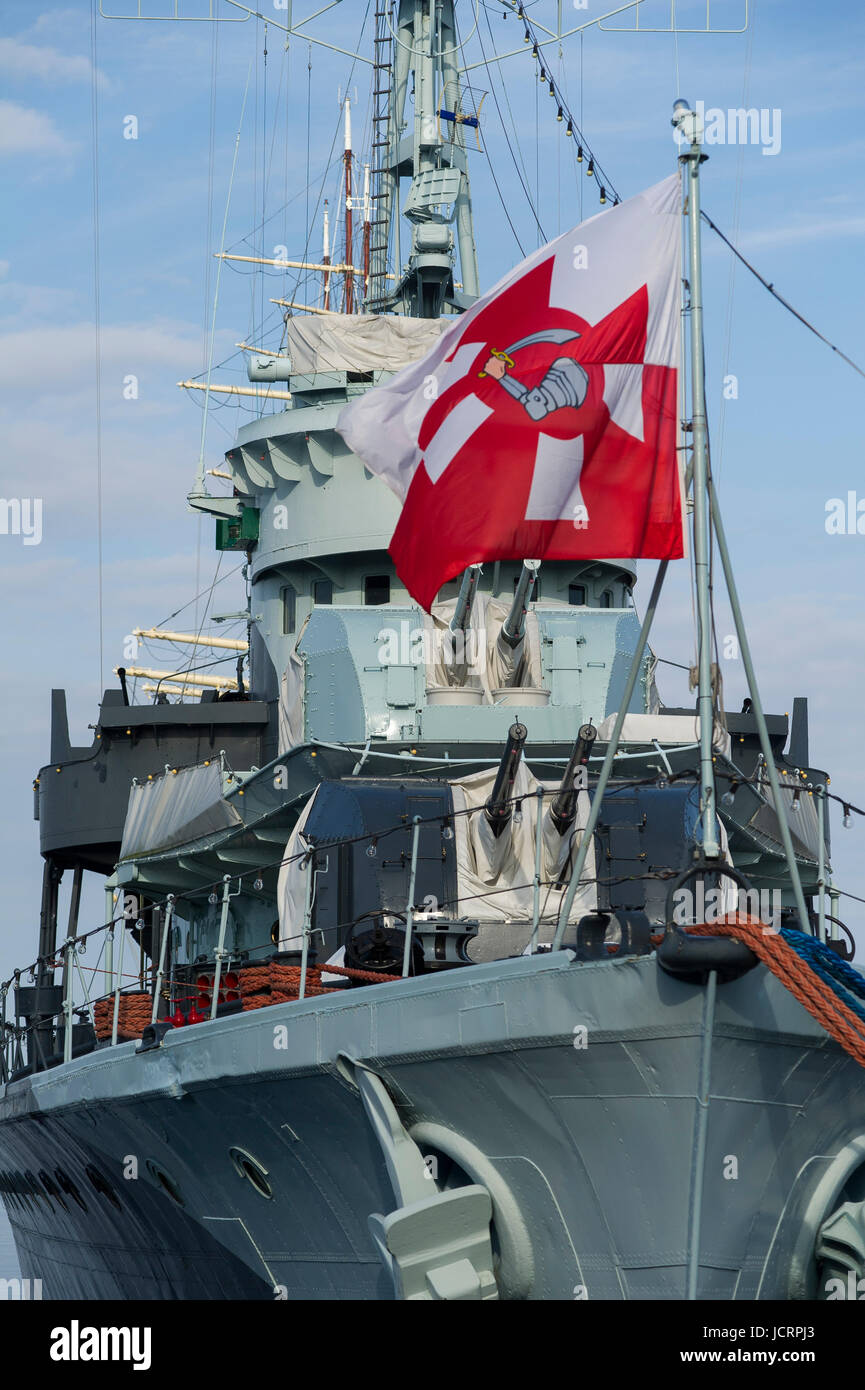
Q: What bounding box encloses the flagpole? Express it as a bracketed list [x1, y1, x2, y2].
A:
[551, 560, 669, 951]
[674, 100, 811, 932]
[675, 99, 720, 860]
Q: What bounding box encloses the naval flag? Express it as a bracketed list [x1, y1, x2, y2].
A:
[337, 173, 684, 611]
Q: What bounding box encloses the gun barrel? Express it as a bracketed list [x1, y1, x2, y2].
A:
[484, 722, 528, 837]
[550, 723, 597, 835]
[500, 560, 540, 648]
[450, 564, 483, 635]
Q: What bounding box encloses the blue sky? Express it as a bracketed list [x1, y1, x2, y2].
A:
[1, 0, 864, 982]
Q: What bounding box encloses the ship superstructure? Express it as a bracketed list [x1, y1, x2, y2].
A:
[2, 1, 865, 1303]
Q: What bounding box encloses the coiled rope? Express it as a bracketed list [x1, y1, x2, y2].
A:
[686, 916, 865, 1068]
[93, 959, 402, 1040]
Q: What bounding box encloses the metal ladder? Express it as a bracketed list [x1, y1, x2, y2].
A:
[366, 4, 395, 312]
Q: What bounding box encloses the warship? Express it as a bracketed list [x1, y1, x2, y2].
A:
[1, 1, 865, 1304]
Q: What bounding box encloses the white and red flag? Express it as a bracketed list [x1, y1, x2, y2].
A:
[337, 173, 684, 611]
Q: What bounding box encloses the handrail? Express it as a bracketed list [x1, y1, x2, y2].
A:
[1, 762, 852, 1079]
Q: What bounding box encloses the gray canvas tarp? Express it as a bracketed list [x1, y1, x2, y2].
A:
[286, 313, 444, 375]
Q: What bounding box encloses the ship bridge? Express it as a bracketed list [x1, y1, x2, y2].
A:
[194, 313, 648, 755]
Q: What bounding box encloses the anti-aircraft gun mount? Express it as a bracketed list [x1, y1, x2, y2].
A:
[549, 723, 597, 838]
[484, 722, 528, 838]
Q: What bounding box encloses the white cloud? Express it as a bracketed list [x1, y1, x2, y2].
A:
[0, 279, 80, 322]
[739, 216, 865, 250]
[0, 100, 76, 158]
[0, 37, 106, 87]
[0, 320, 215, 390]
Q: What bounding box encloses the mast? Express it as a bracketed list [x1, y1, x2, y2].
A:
[370, 0, 478, 317]
[675, 101, 720, 859]
[322, 200, 331, 311]
[673, 100, 812, 931]
[343, 97, 354, 315]
[362, 163, 371, 297]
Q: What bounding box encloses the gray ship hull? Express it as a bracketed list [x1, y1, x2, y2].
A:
[1, 949, 862, 1300]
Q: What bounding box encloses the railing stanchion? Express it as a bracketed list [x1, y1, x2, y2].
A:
[62, 938, 74, 1064]
[529, 786, 545, 954]
[816, 786, 827, 944]
[211, 878, 232, 1021]
[402, 817, 422, 978]
[0, 985, 7, 1083]
[111, 917, 127, 1047]
[829, 886, 841, 944]
[299, 849, 315, 1002]
[71, 946, 94, 1038]
[152, 895, 175, 1025]
[105, 925, 114, 997]
[104, 882, 116, 994]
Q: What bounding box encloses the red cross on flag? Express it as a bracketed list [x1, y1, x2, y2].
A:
[337, 173, 684, 611]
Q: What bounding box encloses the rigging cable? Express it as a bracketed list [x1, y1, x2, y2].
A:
[193, 61, 254, 494]
[477, 6, 543, 248]
[483, 6, 538, 215]
[89, 0, 104, 695]
[199, 14, 220, 642]
[701, 209, 865, 383]
[287, 4, 371, 312]
[474, 13, 529, 254]
[517, 4, 620, 206]
[261, 21, 268, 343]
[161, 553, 227, 696]
[155, 563, 244, 631]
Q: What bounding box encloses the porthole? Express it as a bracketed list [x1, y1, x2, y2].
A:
[229, 1146, 273, 1200]
[145, 1159, 184, 1207]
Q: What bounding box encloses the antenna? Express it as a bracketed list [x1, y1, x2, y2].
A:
[460, 3, 749, 77]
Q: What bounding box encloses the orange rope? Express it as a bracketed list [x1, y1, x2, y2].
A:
[319, 962, 401, 984]
[686, 915, 865, 1069]
[238, 964, 270, 996]
[89, 957, 405, 1040]
[93, 993, 152, 1041]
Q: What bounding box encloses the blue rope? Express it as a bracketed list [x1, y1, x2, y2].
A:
[781, 928, 865, 1027]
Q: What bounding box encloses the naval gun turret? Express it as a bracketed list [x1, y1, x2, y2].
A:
[484, 722, 528, 838]
[449, 563, 482, 639]
[499, 560, 540, 650]
[549, 723, 597, 838]
[443, 563, 482, 680]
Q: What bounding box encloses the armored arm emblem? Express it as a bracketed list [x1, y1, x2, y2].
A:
[479, 328, 588, 421]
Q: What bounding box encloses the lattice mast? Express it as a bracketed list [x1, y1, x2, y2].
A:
[367, 3, 397, 312]
[369, 0, 479, 318]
